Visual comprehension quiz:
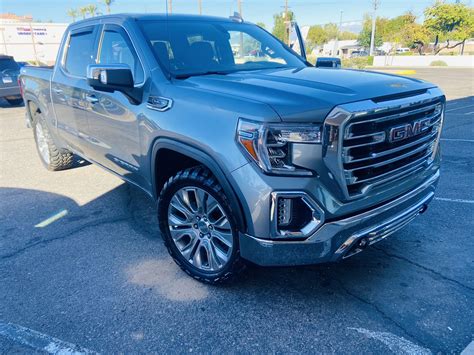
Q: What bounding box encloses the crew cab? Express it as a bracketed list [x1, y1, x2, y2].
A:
[20, 14, 444, 283]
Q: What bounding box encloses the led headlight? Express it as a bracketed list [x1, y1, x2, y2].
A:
[236, 119, 322, 175]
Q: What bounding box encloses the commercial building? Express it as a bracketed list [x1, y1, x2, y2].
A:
[0, 13, 68, 64]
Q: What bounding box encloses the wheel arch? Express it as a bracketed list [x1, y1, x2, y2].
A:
[151, 138, 247, 233]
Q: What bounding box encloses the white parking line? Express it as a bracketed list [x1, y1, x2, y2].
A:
[440, 138, 474, 142]
[348, 327, 431, 354]
[35, 209, 68, 228]
[435, 197, 474, 204]
[0, 321, 97, 354]
[446, 104, 474, 112]
[461, 340, 474, 355]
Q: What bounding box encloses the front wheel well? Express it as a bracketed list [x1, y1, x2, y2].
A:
[154, 148, 203, 195]
[152, 143, 247, 233]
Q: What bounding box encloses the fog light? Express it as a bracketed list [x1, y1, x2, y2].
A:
[277, 198, 292, 227]
[271, 192, 325, 238]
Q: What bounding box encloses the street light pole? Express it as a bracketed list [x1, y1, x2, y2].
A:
[333, 10, 343, 56]
[168, 0, 172, 14]
[198, 0, 202, 15]
[369, 0, 379, 56]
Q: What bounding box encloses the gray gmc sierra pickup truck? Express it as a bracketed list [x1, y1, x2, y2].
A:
[20, 14, 444, 283]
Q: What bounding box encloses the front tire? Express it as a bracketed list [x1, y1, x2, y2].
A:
[32, 111, 74, 171]
[158, 166, 245, 284]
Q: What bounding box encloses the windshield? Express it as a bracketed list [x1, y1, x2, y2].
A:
[138, 20, 307, 77]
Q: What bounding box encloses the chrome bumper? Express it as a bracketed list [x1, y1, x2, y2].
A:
[239, 170, 439, 266]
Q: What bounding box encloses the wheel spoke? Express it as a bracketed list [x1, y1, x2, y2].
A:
[170, 194, 194, 221]
[181, 234, 200, 261]
[210, 239, 230, 265]
[212, 230, 233, 248]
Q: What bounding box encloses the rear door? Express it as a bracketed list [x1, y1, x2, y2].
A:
[51, 25, 100, 153]
[81, 24, 146, 184]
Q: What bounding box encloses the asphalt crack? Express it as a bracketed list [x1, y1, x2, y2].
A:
[373, 246, 474, 293]
[1, 182, 137, 261]
[333, 277, 432, 351]
[0, 215, 132, 261]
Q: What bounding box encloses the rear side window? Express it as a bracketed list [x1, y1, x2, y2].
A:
[64, 30, 95, 77]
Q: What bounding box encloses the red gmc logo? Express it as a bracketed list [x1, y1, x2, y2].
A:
[389, 118, 431, 143]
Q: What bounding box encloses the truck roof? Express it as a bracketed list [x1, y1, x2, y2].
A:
[72, 13, 241, 26]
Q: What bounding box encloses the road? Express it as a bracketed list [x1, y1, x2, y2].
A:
[0, 68, 473, 353]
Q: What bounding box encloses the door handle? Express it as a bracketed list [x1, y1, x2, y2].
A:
[85, 94, 99, 104]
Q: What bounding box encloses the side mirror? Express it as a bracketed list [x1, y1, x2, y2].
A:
[315, 57, 341, 69]
[87, 64, 141, 104]
[87, 64, 134, 91]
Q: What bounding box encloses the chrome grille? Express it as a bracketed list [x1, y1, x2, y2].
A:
[342, 100, 443, 197]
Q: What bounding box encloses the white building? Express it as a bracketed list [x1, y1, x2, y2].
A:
[321, 40, 363, 57]
[0, 18, 68, 64]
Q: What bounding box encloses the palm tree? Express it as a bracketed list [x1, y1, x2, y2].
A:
[79, 6, 88, 19]
[103, 0, 114, 14]
[87, 4, 98, 17]
[67, 8, 78, 22]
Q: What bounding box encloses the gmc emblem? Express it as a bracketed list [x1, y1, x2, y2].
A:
[389, 118, 431, 143]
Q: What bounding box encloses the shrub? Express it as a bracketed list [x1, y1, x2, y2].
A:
[342, 57, 371, 69]
[430, 60, 448, 66]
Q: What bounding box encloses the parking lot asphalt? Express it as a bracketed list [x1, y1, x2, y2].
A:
[0, 68, 473, 353]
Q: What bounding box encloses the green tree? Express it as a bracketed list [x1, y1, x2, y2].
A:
[67, 8, 78, 22]
[87, 4, 98, 17]
[103, 0, 114, 14]
[323, 23, 339, 40]
[79, 6, 88, 19]
[424, 1, 474, 54]
[306, 25, 327, 48]
[339, 31, 358, 40]
[358, 15, 383, 49]
[272, 11, 295, 44]
[256, 22, 266, 29]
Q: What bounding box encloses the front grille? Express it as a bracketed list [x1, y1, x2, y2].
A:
[341, 99, 443, 197]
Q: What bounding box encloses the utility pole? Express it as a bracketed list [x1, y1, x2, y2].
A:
[369, 0, 379, 56]
[168, 0, 172, 14]
[333, 11, 343, 56]
[29, 23, 39, 65]
[284, 0, 290, 46]
[198, 0, 202, 15]
[238, 0, 244, 57]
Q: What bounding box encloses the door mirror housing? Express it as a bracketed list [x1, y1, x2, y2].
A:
[315, 57, 341, 68]
[87, 64, 141, 104]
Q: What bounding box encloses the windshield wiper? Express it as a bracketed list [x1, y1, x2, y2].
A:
[174, 70, 233, 79]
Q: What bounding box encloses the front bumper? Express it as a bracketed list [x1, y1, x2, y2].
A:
[239, 170, 439, 266]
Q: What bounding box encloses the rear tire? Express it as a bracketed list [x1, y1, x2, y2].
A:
[32, 111, 74, 171]
[158, 166, 246, 284]
[6, 98, 23, 106]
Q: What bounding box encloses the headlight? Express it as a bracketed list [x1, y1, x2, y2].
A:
[236, 119, 322, 175]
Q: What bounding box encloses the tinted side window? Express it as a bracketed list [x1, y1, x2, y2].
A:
[99, 29, 144, 83]
[64, 30, 95, 77]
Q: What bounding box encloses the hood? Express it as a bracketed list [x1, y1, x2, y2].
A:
[180, 67, 436, 122]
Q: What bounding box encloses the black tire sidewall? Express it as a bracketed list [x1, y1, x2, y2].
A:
[32, 113, 52, 170]
[158, 170, 242, 282]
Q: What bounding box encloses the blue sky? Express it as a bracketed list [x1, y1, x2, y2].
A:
[0, 0, 466, 29]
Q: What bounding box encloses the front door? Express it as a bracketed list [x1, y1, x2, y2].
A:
[81, 24, 146, 185]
